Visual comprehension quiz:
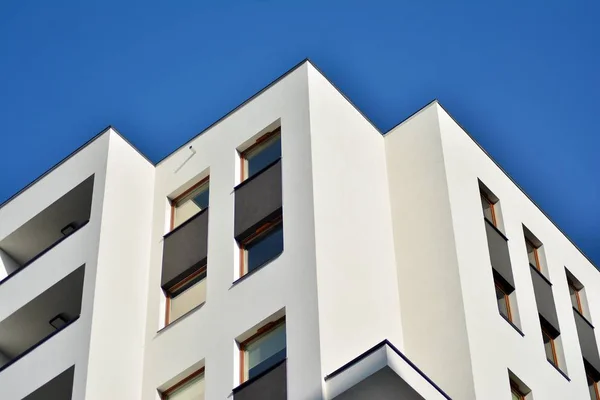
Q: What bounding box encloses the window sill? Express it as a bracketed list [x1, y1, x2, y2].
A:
[156, 301, 206, 335]
[500, 313, 524, 337]
[231, 253, 282, 288]
[548, 360, 570, 381]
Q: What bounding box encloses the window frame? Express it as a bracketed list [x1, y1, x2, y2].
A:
[238, 215, 283, 277]
[170, 176, 210, 231]
[160, 368, 205, 400]
[240, 128, 281, 182]
[525, 238, 542, 272]
[541, 325, 559, 368]
[480, 191, 498, 226]
[495, 279, 513, 323]
[164, 265, 207, 326]
[238, 316, 286, 384]
[568, 278, 584, 315]
[510, 382, 526, 400]
[588, 373, 600, 400]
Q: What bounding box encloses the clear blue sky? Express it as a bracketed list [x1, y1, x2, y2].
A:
[0, 1, 598, 265]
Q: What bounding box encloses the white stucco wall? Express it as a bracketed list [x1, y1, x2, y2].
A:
[306, 66, 403, 381]
[142, 63, 324, 400]
[437, 103, 599, 400]
[84, 131, 155, 400]
[383, 104, 476, 400]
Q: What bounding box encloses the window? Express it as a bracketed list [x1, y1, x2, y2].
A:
[160, 369, 205, 400]
[480, 192, 497, 226]
[542, 324, 559, 368]
[171, 178, 210, 230]
[495, 278, 513, 323]
[239, 318, 286, 383]
[569, 279, 584, 314]
[525, 238, 542, 271]
[588, 371, 600, 400]
[165, 266, 207, 325]
[239, 217, 283, 276]
[511, 382, 526, 400]
[241, 129, 281, 181]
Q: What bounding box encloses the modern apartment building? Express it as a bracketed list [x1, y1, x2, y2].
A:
[0, 59, 598, 400]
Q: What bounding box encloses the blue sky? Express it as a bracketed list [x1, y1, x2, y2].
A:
[0, 1, 598, 264]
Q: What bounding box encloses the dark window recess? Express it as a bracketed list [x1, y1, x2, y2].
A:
[244, 223, 284, 274]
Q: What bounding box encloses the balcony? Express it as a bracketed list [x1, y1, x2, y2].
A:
[161, 208, 209, 290]
[0, 265, 85, 372]
[574, 309, 600, 373]
[530, 265, 560, 333]
[233, 359, 287, 400]
[0, 175, 94, 283]
[234, 159, 282, 243]
[484, 219, 515, 291]
[23, 365, 74, 400]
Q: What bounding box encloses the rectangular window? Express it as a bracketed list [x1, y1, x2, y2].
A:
[240, 318, 286, 383]
[588, 372, 600, 400]
[161, 369, 205, 400]
[165, 266, 207, 325]
[569, 279, 584, 314]
[495, 278, 513, 323]
[525, 238, 542, 272]
[511, 383, 525, 400]
[542, 324, 559, 368]
[239, 218, 283, 276]
[171, 178, 210, 230]
[480, 192, 497, 226]
[241, 129, 281, 181]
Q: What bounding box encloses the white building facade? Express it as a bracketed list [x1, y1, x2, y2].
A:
[0, 60, 598, 400]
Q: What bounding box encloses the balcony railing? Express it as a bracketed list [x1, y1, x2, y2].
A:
[233, 359, 287, 400]
[573, 309, 600, 373]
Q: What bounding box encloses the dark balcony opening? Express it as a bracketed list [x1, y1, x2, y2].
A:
[0, 265, 85, 372]
[0, 175, 94, 282]
[24, 365, 74, 400]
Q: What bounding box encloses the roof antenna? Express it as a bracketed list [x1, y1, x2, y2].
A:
[174, 146, 197, 173]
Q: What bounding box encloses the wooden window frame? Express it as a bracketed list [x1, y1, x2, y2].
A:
[238, 215, 283, 278]
[495, 280, 513, 322]
[588, 373, 600, 400]
[542, 326, 559, 368]
[568, 279, 584, 314]
[480, 192, 497, 226]
[238, 316, 286, 384]
[160, 368, 205, 400]
[169, 176, 210, 231]
[164, 265, 207, 326]
[510, 382, 526, 400]
[526, 238, 542, 272]
[239, 128, 281, 182]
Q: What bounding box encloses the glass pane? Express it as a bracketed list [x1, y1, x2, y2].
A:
[526, 241, 538, 268]
[569, 284, 581, 312]
[246, 224, 284, 273]
[481, 195, 494, 224]
[169, 277, 207, 322]
[173, 185, 209, 229]
[542, 332, 556, 365]
[496, 286, 509, 320]
[246, 323, 286, 379]
[246, 136, 281, 178]
[511, 389, 522, 400]
[589, 383, 597, 400]
[166, 374, 204, 400]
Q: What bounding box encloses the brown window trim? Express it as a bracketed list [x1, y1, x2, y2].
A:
[526, 238, 542, 272]
[239, 128, 281, 182]
[480, 192, 497, 226]
[542, 327, 559, 368]
[589, 373, 600, 400]
[495, 280, 513, 322]
[568, 279, 584, 314]
[510, 382, 526, 400]
[238, 316, 286, 384]
[238, 215, 283, 278]
[160, 367, 205, 399]
[164, 266, 207, 326]
[169, 176, 210, 231]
